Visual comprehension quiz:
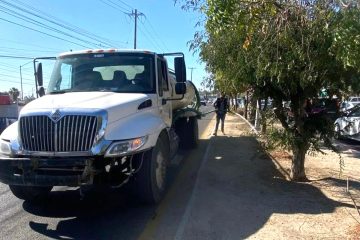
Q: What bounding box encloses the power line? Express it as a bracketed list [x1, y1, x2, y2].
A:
[106, 0, 131, 12]
[98, 1, 148, 50]
[0, 66, 17, 73]
[0, 66, 33, 77]
[0, 17, 91, 48]
[138, 25, 161, 51]
[144, 17, 170, 52]
[15, 0, 123, 47]
[0, 4, 97, 48]
[0, 54, 33, 59]
[96, 1, 167, 52]
[139, 20, 164, 52]
[1, 0, 118, 48]
[0, 46, 57, 54]
[0, 73, 33, 81]
[0, 78, 33, 85]
[0, 63, 19, 69]
[0, 2, 95, 48]
[0, 38, 63, 51]
[115, 0, 133, 10]
[127, 9, 145, 49]
[99, 0, 127, 14]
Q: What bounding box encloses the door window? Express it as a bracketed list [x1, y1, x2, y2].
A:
[157, 59, 169, 97]
[349, 108, 360, 117]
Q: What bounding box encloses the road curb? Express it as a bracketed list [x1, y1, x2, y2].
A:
[232, 111, 259, 135]
[232, 112, 291, 180]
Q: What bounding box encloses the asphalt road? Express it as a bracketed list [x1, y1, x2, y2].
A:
[0, 105, 215, 240]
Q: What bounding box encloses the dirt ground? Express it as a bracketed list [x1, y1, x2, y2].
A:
[176, 112, 360, 239]
[264, 134, 360, 239]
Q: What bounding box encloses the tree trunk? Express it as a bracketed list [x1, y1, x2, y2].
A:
[244, 91, 249, 119]
[291, 144, 307, 181]
[250, 97, 257, 125]
[261, 98, 268, 134]
[234, 93, 238, 111]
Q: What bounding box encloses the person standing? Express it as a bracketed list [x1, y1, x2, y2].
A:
[212, 93, 229, 136]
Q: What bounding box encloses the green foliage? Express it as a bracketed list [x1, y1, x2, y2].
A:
[178, 0, 360, 179]
[8, 87, 19, 102]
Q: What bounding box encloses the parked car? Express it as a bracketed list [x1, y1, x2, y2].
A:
[340, 101, 356, 113]
[334, 105, 360, 141]
[285, 98, 340, 125]
[348, 96, 360, 106]
[309, 98, 339, 121]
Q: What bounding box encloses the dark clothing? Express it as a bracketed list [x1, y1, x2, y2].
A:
[213, 97, 229, 134]
[213, 97, 229, 116]
[214, 113, 226, 134]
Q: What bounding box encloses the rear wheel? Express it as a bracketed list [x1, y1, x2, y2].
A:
[132, 136, 169, 204]
[175, 117, 199, 149]
[9, 185, 52, 202]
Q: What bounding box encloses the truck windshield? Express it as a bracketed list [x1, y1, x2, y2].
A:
[47, 53, 155, 94]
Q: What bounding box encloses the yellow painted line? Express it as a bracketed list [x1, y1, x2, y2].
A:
[137, 115, 216, 240]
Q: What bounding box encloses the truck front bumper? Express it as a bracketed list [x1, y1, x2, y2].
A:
[0, 156, 97, 187]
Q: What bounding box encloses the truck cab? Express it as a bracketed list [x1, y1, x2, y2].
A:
[0, 49, 199, 204]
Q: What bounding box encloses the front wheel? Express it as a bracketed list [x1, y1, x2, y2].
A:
[132, 136, 169, 204]
[9, 185, 52, 202]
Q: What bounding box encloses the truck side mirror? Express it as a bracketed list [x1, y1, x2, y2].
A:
[175, 82, 186, 95]
[38, 86, 45, 97]
[36, 63, 43, 86]
[174, 57, 186, 82]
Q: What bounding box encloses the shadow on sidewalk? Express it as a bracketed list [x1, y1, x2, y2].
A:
[180, 135, 355, 239]
[21, 139, 212, 240]
[17, 134, 355, 239]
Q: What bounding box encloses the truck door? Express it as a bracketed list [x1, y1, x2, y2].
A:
[157, 58, 172, 127]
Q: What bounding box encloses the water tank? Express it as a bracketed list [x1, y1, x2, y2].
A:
[170, 79, 197, 111]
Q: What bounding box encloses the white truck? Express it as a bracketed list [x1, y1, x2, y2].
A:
[0, 49, 200, 203]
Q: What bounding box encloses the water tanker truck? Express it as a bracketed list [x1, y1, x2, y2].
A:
[0, 49, 201, 203]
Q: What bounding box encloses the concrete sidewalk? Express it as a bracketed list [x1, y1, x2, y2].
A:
[174, 114, 358, 239]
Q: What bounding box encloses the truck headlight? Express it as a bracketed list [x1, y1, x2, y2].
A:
[105, 136, 148, 157]
[0, 139, 12, 156]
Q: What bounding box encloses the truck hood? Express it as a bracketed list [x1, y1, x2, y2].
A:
[21, 92, 156, 123]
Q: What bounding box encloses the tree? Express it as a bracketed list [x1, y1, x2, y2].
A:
[24, 95, 35, 104]
[179, 0, 360, 181]
[8, 87, 20, 102]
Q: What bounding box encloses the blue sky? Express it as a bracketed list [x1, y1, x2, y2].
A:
[0, 0, 206, 97]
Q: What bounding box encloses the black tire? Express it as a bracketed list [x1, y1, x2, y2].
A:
[132, 136, 169, 204]
[9, 185, 52, 202]
[175, 117, 199, 149]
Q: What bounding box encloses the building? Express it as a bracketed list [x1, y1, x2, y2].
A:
[0, 94, 18, 133]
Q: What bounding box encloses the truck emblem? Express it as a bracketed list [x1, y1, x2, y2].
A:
[50, 109, 62, 122]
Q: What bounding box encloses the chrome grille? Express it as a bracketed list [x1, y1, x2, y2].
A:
[19, 115, 98, 152]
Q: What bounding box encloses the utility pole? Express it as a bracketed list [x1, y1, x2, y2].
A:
[128, 9, 144, 49]
[188, 67, 196, 82]
[19, 60, 32, 100]
[19, 65, 23, 100]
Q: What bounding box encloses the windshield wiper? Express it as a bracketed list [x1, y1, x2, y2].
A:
[48, 90, 70, 94]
